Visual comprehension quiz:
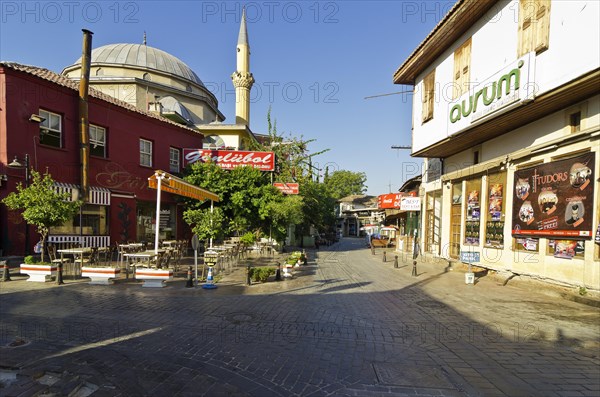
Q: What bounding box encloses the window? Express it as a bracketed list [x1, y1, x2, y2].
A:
[473, 150, 480, 165]
[140, 139, 153, 167]
[170, 147, 180, 173]
[464, 179, 481, 246]
[518, 0, 551, 57]
[421, 69, 435, 123]
[452, 38, 471, 99]
[89, 125, 107, 158]
[570, 112, 581, 133]
[485, 172, 506, 249]
[39, 109, 62, 148]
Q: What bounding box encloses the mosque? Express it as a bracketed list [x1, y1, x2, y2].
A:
[61, 10, 258, 151]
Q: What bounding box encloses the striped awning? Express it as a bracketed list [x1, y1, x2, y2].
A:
[148, 170, 219, 202]
[52, 183, 111, 205]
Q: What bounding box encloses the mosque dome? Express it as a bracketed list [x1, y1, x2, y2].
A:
[63, 43, 204, 87]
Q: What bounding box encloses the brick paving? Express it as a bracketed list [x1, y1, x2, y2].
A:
[0, 238, 599, 396]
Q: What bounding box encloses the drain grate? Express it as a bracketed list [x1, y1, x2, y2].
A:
[416, 300, 447, 310]
[6, 338, 29, 348]
[373, 362, 457, 390]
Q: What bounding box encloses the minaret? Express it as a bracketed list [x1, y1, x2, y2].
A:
[231, 8, 254, 125]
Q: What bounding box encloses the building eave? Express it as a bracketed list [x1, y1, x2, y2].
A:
[392, 0, 498, 85]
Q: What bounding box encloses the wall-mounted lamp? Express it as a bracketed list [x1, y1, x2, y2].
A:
[29, 114, 46, 123]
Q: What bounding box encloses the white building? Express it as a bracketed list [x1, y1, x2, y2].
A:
[393, 0, 599, 289]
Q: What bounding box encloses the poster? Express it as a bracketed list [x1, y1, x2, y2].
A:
[551, 240, 584, 259]
[465, 190, 480, 245]
[512, 153, 595, 238]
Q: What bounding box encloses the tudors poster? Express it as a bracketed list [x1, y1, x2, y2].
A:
[512, 152, 595, 239]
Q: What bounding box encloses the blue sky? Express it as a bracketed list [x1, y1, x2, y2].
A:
[1, 0, 456, 195]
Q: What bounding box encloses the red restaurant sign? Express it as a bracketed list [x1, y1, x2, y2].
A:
[273, 182, 299, 195]
[378, 191, 417, 209]
[183, 149, 275, 171]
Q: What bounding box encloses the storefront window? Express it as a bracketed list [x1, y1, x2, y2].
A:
[49, 204, 108, 235]
[464, 179, 481, 245]
[485, 172, 506, 248]
[136, 202, 177, 243]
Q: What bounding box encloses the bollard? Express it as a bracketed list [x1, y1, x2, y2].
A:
[412, 260, 417, 277]
[382, 251, 387, 263]
[56, 262, 64, 285]
[394, 255, 398, 269]
[371, 246, 375, 255]
[185, 266, 194, 288]
[275, 263, 281, 281]
[246, 265, 252, 285]
[1, 261, 11, 282]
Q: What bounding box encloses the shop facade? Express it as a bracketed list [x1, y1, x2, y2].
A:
[0, 63, 204, 255]
[393, 0, 600, 288]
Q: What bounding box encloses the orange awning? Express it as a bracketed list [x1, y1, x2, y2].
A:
[148, 170, 219, 202]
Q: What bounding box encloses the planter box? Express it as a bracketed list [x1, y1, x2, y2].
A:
[135, 268, 173, 288]
[81, 267, 121, 285]
[19, 264, 57, 282]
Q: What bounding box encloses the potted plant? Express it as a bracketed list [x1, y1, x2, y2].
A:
[2, 170, 80, 282]
[19, 255, 57, 282]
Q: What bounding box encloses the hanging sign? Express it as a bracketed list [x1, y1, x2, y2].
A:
[400, 197, 421, 211]
[512, 152, 595, 238]
[273, 182, 299, 194]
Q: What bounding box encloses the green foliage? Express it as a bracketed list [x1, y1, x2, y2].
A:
[182, 206, 225, 245]
[239, 232, 256, 246]
[2, 170, 80, 262]
[324, 170, 367, 200]
[248, 266, 276, 283]
[24, 255, 37, 264]
[578, 286, 588, 296]
[286, 251, 305, 265]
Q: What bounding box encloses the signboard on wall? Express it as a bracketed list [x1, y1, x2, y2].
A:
[400, 197, 421, 211]
[377, 192, 418, 209]
[183, 149, 275, 171]
[511, 152, 595, 239]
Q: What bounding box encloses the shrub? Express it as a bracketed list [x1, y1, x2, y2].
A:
[24, 255, 37, 264]
[248, 266, 275, 283]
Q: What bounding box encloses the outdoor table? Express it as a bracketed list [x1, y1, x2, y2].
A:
[161, 240, 177, 247]
[57, 247, 92, 277]
[123, 250, 165, 279]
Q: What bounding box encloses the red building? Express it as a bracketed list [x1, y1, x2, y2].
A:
[0, 62, 206, 255]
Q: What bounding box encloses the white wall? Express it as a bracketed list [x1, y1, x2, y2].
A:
[411, 0, 600, 154]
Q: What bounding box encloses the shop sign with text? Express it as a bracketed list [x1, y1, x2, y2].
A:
[512, 152, 595, 239]
[400, 197, 421, 211]
[378, 192, 417, 209]
[273, 182, 299, 195]
[183, 149, 275, 171]
[448, 52, 536, 138]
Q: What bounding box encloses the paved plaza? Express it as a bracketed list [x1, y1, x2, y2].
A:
[1, 238, 599, 396]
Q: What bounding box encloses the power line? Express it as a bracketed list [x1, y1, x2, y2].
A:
[363, 90, 413, 100]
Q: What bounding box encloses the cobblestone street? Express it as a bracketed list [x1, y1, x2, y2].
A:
[1, 238, 599, 396]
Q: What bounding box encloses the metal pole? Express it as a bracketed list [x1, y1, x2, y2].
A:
[154, 172, 163, 253]
[194, 248, 198, 287]
[209, 200, 214, 249]
[24, 154, 30, 255]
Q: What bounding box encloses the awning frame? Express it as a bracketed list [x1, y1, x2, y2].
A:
[148, 170, 220, 253]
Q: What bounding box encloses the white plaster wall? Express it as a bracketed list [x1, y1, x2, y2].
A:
[411, 0, 600, 154]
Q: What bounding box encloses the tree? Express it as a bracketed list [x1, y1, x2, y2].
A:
[324, 170, 367, 200]
[182, 206, 225, 249]
[2, 170, 80, 262]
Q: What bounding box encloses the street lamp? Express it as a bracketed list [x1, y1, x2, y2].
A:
[8, 154, 31, 255]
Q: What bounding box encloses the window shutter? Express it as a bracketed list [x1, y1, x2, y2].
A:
[453, 48, 462, 99]
[534, 0, 550, 53]
[518, 0, 550, 56]
[422, 70, 435, 123]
